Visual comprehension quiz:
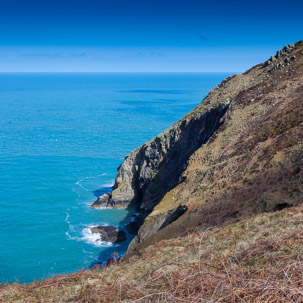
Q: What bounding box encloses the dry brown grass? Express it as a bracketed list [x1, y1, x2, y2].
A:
[2, 204, 303, 302]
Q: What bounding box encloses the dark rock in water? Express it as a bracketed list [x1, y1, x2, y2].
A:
[90, 192, 128, 208]
[91, 193, 112, 208]
[91, 225, 126, 244]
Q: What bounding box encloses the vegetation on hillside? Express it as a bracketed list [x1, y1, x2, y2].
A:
[1, 41, 303, 302]
[1, 205, 303, 302]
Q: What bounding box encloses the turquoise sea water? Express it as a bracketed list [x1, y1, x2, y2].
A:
[0, 72, 230, 283]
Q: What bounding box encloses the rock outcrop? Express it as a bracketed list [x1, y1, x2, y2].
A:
[110, 103, 230, 211]
[106, 40, 303, 256]
[91, 226, 126, 244]
[91, 193, 112, 208]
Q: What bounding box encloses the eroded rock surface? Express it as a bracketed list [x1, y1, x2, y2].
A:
[111, 103, 230, 211]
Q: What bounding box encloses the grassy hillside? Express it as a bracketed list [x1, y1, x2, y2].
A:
[1, 204, 303, 302]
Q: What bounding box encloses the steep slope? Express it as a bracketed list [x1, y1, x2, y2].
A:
[106, 40, 303, 256]
[2, 204, 303, 302]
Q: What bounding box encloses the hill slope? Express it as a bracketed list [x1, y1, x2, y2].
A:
[1, 205, 303, 302]
[1, 41, 303, 302]
[109, 40, 303, 256]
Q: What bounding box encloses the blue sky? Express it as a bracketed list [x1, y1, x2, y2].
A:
[0, 0, 302, 72]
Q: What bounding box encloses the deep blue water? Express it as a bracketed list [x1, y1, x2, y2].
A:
[0, 72, 230, 283]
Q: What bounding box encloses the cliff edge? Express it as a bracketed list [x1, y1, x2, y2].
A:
[98, 40, 303, 256]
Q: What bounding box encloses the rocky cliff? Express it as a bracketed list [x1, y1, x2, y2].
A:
[3, 41, 303, 303]
[95, 40, 303, 257]
[111, 101, 230, 210]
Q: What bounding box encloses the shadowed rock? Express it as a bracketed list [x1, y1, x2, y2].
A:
[91, 226, 126, 244]
[126, 216, 144, 234]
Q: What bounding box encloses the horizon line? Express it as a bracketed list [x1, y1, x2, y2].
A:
[0, 71, 240, 74]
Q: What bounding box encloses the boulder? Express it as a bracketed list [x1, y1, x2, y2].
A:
[91, 225, 126, 244]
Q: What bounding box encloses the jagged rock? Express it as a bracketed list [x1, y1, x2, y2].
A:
[266, 44, 299, 70]
[276, 43, 296, 58]
[91, 226, 126, 244]
[263, 55, 277, 67]
[110, 102, 230, 212]
[91, 193, 112, 208]
[291, 56, 296, 61]
[271, 55, 277, 62]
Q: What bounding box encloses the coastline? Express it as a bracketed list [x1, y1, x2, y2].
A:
[1, 41, 303, 301]
[2, 72, 228, 283]
[95, 41, 303, 259]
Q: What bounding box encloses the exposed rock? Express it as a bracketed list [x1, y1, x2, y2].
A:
[159, 205, 188, 230]
[90, 192, 128, 208]
[263, 55, 277, 67]
[111, 102, 230, 212]
[91, 193, 112, 208]
[137, 205, 188, 242]
[264, 43, 301, 71]
[110, 40, 303, 257]
[276, 43, 296, 58]
[91, 226, 126, 244]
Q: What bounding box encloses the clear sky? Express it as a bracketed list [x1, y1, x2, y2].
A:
[0, 0, 302, 72]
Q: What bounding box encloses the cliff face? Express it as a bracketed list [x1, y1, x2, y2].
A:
[101, 41, 303, 256]
[111, 102, 229, 211]
[110, 72, 245, 212]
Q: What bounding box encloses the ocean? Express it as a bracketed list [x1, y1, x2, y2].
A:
[0, 72, 230, 283]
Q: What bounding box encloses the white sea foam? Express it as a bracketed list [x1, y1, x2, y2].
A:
[75, 173, 108, 192]
[65, 212, 70, 224]
[65, 231, 80, 241]
[81, 227, 112, 247]
[84, 200, 94, 206]
[101, 180, 115, 188]
[75, 179, 86, 190]
[65, 224, 113, 247]
[92, 206, 127, 210]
